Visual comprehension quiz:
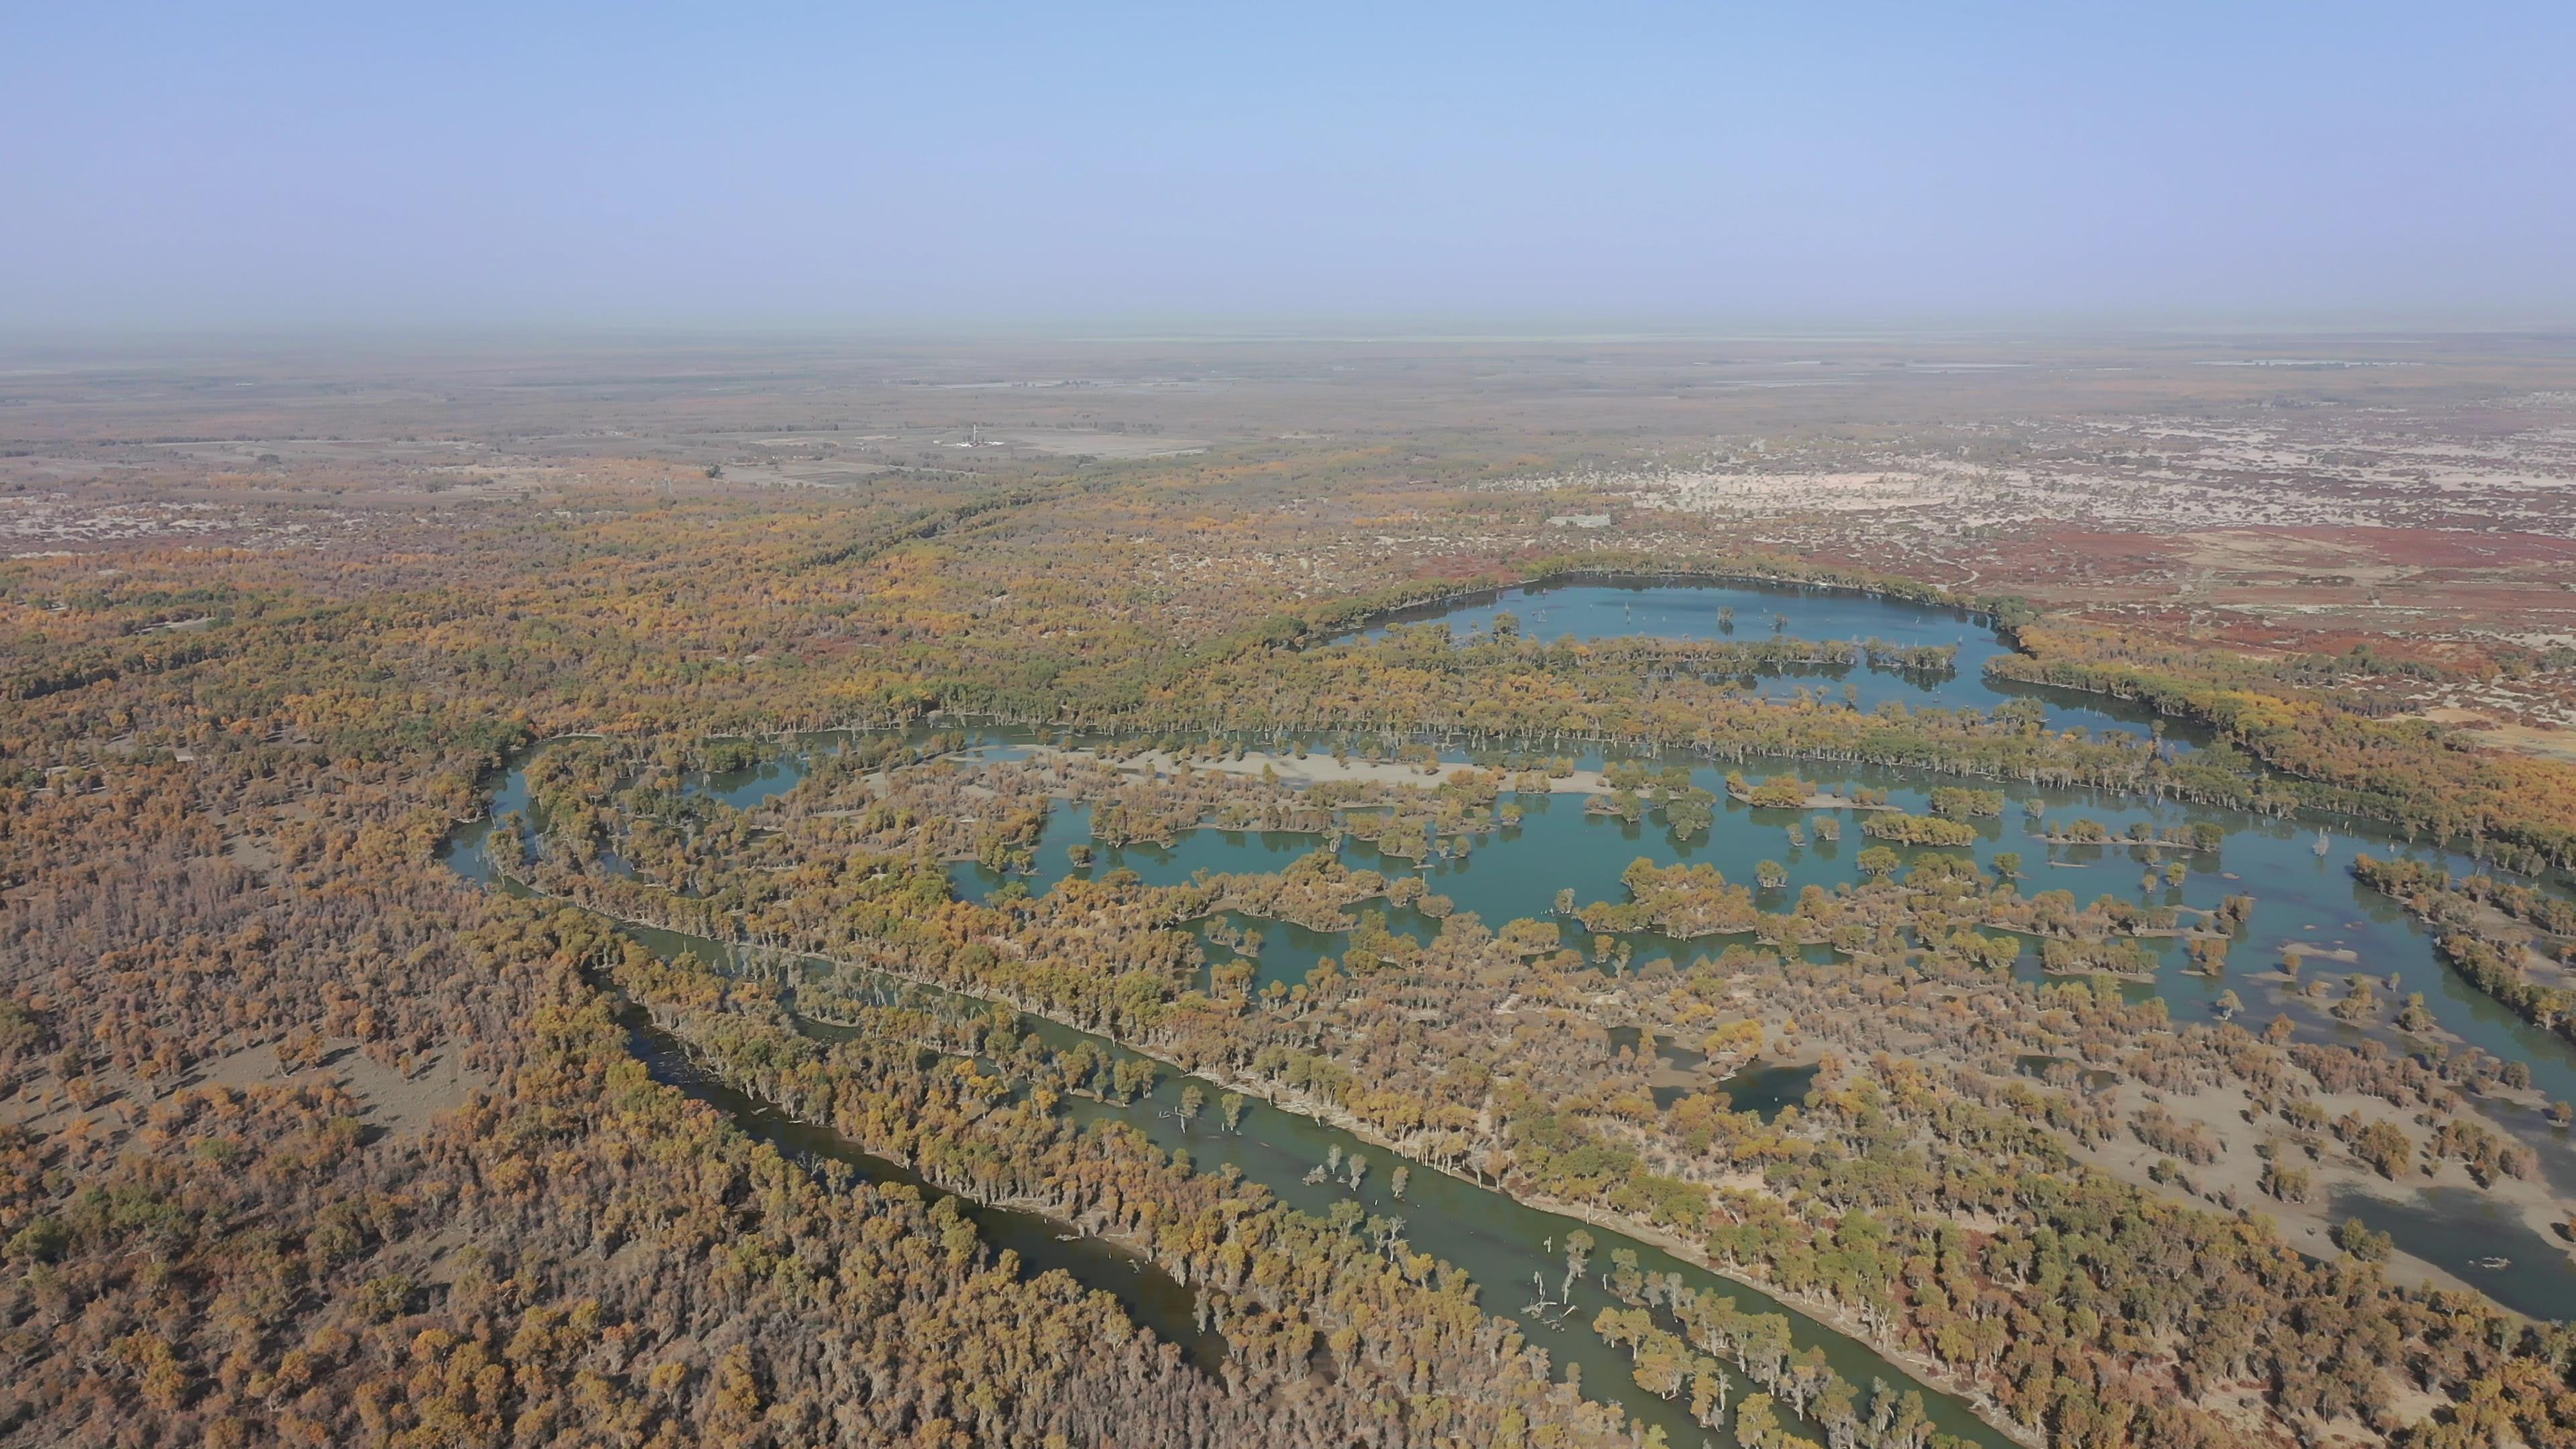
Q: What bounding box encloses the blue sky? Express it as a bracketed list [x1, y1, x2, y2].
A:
[6, 1, 2571, 329]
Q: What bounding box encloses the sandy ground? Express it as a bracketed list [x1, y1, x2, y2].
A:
[1022, 746, 1896, 809]
[0, 1037, 486, 1148]
[2067, 1073, 2573, 1304]
[199, 1038, 488, 1132]
[2416, 708, 2576, 764]
[1022, 744, 1615, 794]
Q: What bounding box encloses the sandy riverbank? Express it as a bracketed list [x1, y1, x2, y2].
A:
[1021, 745, 1907, 811]
[1018, 743, 1615, 794]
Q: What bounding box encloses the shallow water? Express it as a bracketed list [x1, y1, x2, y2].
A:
[553, 700, 2576, 1313]
[480, 719, 2576, 1318]
[789, 951, 2008, 1448]
[1352, 578, 2203, 743]
[1712, 1062, 1824, 1123]
[949, 770, 2576, 1122]
[446, 757, 2017, 1448]
[443, 576, 2576, 1415]
[2329, 1185, 2576, 1321]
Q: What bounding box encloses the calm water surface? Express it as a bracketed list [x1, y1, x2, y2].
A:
[445, 755, 2017, 1448]
[441, 580, 2576, 1428]
[1354, 578, 2204, 743]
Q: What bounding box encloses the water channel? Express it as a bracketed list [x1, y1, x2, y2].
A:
[936, 775, 2576, 1314]
[448, 822, 2018, 1434]
[444, 793, 1232, 1369]
[440, 577, 2576, 1443]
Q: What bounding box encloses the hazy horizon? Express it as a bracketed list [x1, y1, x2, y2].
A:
[10, 2, 2574, 332]
[9, 309, 2576, 351]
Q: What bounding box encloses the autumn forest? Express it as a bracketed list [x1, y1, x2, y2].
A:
[7, 335, 2576, 1449]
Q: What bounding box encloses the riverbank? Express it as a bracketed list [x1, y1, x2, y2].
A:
[2055, 1057, 2573, 1313]
[617, 998, 1231, 1371]
[1018, 742, 1615, 794]
[485, 858, 2031, 1448]
[463, 715, 2576, 1432]
[1515, 1188, 2045, 1449]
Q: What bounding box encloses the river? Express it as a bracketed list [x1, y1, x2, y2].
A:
[443, 755, 2021, 1447]
[439, 576, 2576, 1442]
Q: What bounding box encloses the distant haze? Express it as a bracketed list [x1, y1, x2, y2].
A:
[8, 1, 2573, 331]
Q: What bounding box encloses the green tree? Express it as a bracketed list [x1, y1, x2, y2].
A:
[1733, 1391, 1780, 1448]
[2332, 1217, 2394, 1262]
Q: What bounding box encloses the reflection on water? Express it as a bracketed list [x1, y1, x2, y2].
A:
[1352, 578, 2204, 745]
[1713, 1061, 1823, 1123]
[623, 1011, 1229, 1371]
[445, 757, 2018, 1449]
[2015, 1055, 2121, 1093]
[449, 577, 2576, 1382]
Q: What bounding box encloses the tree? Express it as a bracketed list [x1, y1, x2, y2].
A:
[1691, 1362, 1731, 1426]
[2333, 1217, 2394, 1263]
[1734, 1391, 1781, 1448]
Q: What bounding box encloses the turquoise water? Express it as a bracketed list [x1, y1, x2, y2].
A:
[947, 767, 2575, 1124]
[445, 757, 2016, 1448]
[1354, 577, 2202, 743]
[623, 713, 2576, 1318]
[439, 577, 2576, 1436]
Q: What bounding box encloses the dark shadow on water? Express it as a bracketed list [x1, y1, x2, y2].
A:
[2329, 1185, 2576, 1321]
[616, 1006, 1231, 1371]
[1713, 1061, 1822, 1123]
